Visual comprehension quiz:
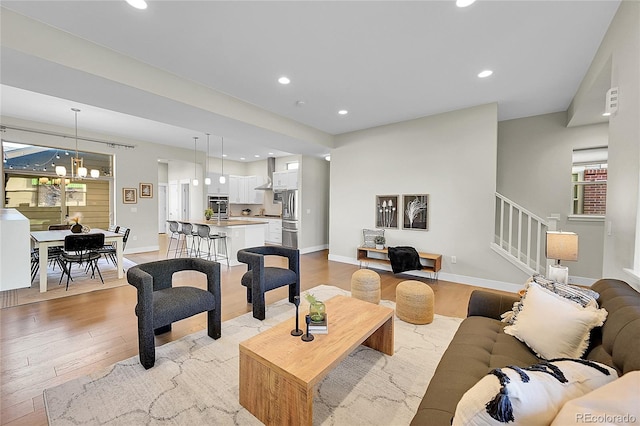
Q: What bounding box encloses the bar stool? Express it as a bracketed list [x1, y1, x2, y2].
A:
[211, 232, 229, 267]
[177, 222, 193, 257]
[166, 221, 180, 258]
[196, 224, 215, 259]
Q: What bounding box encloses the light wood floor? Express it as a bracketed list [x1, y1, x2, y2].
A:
[0, 236, 513, 425]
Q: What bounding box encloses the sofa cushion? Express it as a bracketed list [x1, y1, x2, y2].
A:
[504, 282, 608, 359]
[551, 370, 640, 425]
[452, 359, 617, 426]
[410, 316, 539, 425]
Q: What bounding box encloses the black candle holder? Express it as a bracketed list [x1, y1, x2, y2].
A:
[291, 296, 303, 336]
[301, 314, 314, 342]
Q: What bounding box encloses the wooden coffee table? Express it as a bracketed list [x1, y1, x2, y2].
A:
[239, 295, 394, 425]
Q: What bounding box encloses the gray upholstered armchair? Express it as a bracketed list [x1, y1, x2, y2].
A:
[237, 246, 300, 320]
[126, 258, 221, 369]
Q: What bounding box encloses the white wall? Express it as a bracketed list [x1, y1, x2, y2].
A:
[329, 103, 525, 291]
[300, 155, 330, 252]
[497, 112, 608, 280]
[571, 1, 640, 283]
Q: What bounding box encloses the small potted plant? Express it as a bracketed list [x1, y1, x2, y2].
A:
[204, 208, 214, 221]
[374, 235, 385, 250]
[304, 292, 326, 323]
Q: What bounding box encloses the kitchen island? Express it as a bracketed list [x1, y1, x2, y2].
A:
[188, 219, 267, 266]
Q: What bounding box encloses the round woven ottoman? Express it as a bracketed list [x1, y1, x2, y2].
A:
[395, 280, 434, 324]
[351, 269, 381, 304]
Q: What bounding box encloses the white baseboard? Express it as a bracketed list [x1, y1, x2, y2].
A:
[301, 244, 329, 254]
[328, 254, 523, 294]
[125, 245, 160, 255]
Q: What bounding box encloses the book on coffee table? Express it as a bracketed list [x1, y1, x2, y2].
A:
[309, 315, 328, 334]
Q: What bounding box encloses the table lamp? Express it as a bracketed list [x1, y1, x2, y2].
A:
[545, 231, 578, 284]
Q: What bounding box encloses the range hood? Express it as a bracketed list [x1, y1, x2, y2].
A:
[255, 157, 275, 190]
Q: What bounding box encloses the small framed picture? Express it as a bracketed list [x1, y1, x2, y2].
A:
[123, 188, 137, 204]
[140, 183, 153, 198]
[376, 195, 399, 228]
[403, 194, 429, 230]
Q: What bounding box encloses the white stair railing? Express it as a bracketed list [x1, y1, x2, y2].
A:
[491, 193, 548, 275]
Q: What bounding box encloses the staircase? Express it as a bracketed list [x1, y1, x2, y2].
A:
[491, 193, 548, 275]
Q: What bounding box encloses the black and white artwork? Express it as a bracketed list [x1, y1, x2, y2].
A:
[403, 194, 428, 230]
[376, 195, 399, 228]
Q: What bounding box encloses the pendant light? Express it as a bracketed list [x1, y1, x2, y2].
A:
[219, 136, 226, 184]
[72, 108, 87, 178]
[192, 136, 199, 186]
[204, 133, 211, 186]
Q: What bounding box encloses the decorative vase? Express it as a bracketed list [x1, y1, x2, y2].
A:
[70, 223, 83, 233]
[205, 215, 212, 221]
[376, 244, 384, 250]
[309, 301, 326, 323]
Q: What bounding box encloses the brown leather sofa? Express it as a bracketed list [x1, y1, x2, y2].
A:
[411, 279, 640, 425]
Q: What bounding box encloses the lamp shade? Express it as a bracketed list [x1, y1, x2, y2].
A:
[55, 165, 67, 177]
[546, 231, 578, 262]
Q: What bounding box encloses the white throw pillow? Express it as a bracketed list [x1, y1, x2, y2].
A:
[551, 371, 640, 425]
[452, 359, 618, 426]
[503, 282, 607, 359]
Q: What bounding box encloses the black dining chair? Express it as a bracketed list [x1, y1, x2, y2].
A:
[58, 233, 105, 290]
[97, 226, 130, 266]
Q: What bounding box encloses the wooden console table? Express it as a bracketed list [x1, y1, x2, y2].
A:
[357, 247, 442, 279]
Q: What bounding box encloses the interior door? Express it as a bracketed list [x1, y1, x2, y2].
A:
[181, 183, 190, 220]
[158, 184, 167, 233]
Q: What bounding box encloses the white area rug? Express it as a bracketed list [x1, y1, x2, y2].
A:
[44, 285, 462, 425]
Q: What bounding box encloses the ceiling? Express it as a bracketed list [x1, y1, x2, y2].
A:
[0, 1, 619, 161]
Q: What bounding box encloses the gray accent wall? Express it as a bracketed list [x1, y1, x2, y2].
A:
[330, 103, 528, 289]
[497, 112, 608, 279]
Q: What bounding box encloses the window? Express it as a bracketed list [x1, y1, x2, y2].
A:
[286, 161, 299, 170]
[571, 147, 607, 217]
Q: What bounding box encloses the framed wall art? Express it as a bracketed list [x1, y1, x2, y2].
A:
[375, 195, 399, 228]
[140, 183, 153, 198]
[403, 194, 428, 230]
[123, 188, 137, 204]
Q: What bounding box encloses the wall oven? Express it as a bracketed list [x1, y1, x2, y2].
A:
[208, 196, 229, 220]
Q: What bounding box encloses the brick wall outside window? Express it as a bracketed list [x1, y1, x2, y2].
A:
[582, 169, 607, 215]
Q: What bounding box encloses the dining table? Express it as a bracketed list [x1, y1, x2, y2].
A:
[30, 228, 124, 293]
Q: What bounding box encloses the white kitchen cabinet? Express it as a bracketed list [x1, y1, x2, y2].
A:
[229, 175, 265, 204]
[272, 170, 297, 190]
[229, 175, 242, 203]
[266, 219, 282, 244]
[206, 173, 229, 195]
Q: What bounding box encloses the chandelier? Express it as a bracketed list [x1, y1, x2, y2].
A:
[55, 108, 99, 179]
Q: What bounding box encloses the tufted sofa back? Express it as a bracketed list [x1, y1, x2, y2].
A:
[585, 279, 640, 376]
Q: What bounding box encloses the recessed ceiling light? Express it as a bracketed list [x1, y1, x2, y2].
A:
[278, 76, 291, 85]
[254, 155, 260, 158]
[338, 110, 349, 115]
[268, 152, 274, 155]
[602, 112, 611, 117]
[478, 70, 493, 78]
[222, 154, 227, 157]
[126, 0, 147, 10]
[240, 157, 246, 161]
[456, 0, 476, 7]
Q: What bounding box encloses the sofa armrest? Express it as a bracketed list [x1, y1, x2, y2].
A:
[467, 290, 520, 320]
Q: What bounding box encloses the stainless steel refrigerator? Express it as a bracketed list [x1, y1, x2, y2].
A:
[281, 189, 298, 249]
